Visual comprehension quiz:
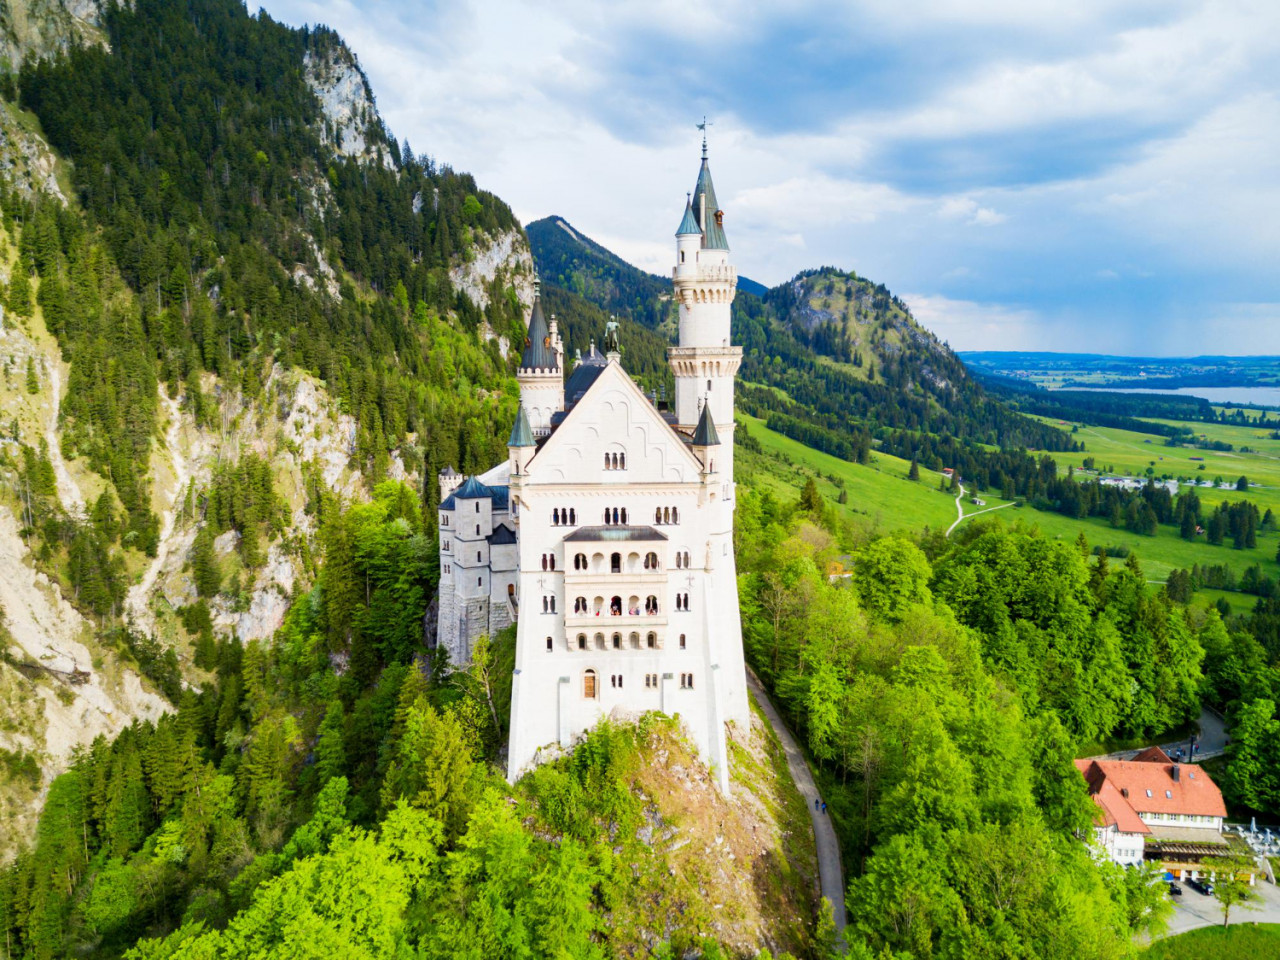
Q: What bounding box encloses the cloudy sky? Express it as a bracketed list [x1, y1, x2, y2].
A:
[266, 0, 1280, 354]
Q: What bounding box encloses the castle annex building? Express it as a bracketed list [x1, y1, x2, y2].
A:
[436, 143, 749, 790]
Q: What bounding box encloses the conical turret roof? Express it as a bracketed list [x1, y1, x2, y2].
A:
[692, 403, 720, 446]
[508, 403, 535, 447]
[676, 196, 700, 236]
[520, 294, 558, 370]
[693, 157, 729, 250]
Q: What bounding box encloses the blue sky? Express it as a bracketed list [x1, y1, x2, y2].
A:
[266, 0, 1280, 354]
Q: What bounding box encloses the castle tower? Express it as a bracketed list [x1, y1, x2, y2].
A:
[671, 140, 742, 484]
[517, 283, 563, 436]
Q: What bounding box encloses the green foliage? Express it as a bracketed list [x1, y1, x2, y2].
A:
[1145, 923, 1280, 960]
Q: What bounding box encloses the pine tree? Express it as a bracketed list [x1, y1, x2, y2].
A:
[315, 701, 347, 786]
[908, 456, 919, 481]
[191, 525, 221, 598]
[8, 267, 31, 317]
[24, 356, 37, 394]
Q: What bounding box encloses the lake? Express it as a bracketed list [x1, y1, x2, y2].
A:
[1062, 386, 1280, 408]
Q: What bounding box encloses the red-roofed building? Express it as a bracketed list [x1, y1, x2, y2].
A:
[1074, 748, 1234, 877]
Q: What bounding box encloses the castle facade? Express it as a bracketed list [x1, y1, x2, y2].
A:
[437, 143, 748, 790]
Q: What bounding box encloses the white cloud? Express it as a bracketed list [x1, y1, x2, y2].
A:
[938, 196, 1007, 225]
[902, 293, 1043, 350]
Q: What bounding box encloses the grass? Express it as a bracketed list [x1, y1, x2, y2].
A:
[739, 408, 1280, 609]
[1145, 923, 1280, 959]
[738, 413, 964, 534]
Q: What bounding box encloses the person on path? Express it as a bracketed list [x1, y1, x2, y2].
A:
[815, 798, 820, 811]
[821, 802, 827, 815]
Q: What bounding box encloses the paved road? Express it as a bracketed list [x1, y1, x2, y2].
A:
[1163, 876, 1280, 936]
[1099, 707, 1228, 762]
[746, 669, 847, 948]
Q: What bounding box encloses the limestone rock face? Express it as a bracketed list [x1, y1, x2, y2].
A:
[0, 0, 108, 71]
[303, 42, 392, 169]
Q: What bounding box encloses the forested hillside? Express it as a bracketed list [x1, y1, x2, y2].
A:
[0, 0, 538, 861]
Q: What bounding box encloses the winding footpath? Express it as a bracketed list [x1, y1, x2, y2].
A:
[746, 669, 847, 949]
[945, 481, 1014, 538]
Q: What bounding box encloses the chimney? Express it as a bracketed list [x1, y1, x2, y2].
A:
[1172, 765, 1181, 782]
[1121, 788, 1129, 798]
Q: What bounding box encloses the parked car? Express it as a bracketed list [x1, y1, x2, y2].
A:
[1187, 879, 1214, 896]
[1168, 882, 1182, 896]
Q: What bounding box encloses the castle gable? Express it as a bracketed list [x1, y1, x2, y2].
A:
[528, 361, 703, 485]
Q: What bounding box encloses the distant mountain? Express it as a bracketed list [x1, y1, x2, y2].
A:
[527, 218, 1076, 465]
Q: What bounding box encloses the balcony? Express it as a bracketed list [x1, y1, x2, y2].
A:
[564, 611, 668, 630]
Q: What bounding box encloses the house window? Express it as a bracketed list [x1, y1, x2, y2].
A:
[584, 670, 597, 699]
[477, 577, 482, 586]
[611, 552, 622, 573]
[680, 673, 695, 689]
[477, 551, 482, 562]
[645, 595, 658, 614]
[475, 503, 480, 514]
[647, 632, 657, 649]
[441, 515, 449, 526]
[610, 596, 622, 615]
[612, 632, 622, 649]
[594, 632, 605, 649]
[629, 631, 640, 648]
[443, 541, 451, 552]
[644, 551, 658, 570]
[574, 597, 587, 613]
[577, 633, 587, 650]
[476, 524, 480, 535]
[574, 553, 587, 570]
[679, 633, 686, 650]
[546, 636, 553, 652]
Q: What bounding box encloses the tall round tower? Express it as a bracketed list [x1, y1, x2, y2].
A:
[517, 282, 563, 436]
[670, 140, 742, 483]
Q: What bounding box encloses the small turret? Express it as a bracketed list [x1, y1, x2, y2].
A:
[508, 402, 536, 475]
[692, 402, 720, 475]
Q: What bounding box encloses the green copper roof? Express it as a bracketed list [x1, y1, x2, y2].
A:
[519, 295, 558, 370]
[692, 158, 729, 250]
[508, 403, 535, 447]
[692, 403, 720, 446]
[676, 197, 700, 236]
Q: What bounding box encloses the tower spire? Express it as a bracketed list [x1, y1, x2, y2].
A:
[697, 116, 712, 159]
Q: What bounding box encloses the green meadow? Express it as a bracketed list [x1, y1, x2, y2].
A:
[1145, 923, 1280, 960]
[740, 411, 1280, 599]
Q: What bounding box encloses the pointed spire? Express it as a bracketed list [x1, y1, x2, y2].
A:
[676, 193, 700, 236]
[692, 146, 728, 250]
[692, 403, 720, 446]
[508, 403, 536, 447]
[519, 285, 559, 371]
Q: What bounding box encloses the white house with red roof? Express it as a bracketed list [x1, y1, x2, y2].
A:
[1075, 747, 1236, 878]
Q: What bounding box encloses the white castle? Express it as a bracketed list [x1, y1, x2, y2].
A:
[436, 141, 748, 790]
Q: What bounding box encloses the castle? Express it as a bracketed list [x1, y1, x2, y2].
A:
[436, 140, 748, 790]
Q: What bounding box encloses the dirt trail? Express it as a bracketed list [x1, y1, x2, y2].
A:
[946, 482, 1014, 538]
[124, 393, 192, 637]
[44, 360, 85, 518]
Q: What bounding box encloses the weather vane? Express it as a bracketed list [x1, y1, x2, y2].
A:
[697, 116, 712, 157]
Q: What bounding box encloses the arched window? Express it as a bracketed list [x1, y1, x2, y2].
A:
[576, 553, 586, 570]
[584, 670, 597, 699]
[604, 453, 611, 470]
[542, 596, 548, 614]
[550, 596, 556, 613]
[662, 507, 670, 525]
[570, 508, 576, 524]
[621, 507, 628, 523]
[578, 633, 587, 650]
[477, 551, 482, 562]
[629, 631, 640, 648]
[679, 633, 686, 650]
[541, 554, 548, 571]
[612, 633, 622, 649]
[672, 507, 679, 523]
[610, 596, 622, 615]
[594, 632, 605, 649]
[476, 502, 480, 513]
[546, 636, 553, 652]
[645, 595, 658, 614]
[647, 632, 657, 649]
[655, 507, 662, 524]
[611, 552, 621, 574]
[553, 508, 560, 525]
[620, 453, 626, 469]
[476, 524, 480, 536]
[549, 555, 556, 571]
